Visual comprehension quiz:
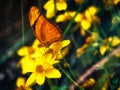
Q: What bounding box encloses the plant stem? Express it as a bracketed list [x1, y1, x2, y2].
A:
[58, 64, 85, 90]
[103, 67, 112, 90]
[21, 0, 24, 46]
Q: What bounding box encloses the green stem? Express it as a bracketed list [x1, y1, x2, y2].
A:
[103, 67, 112, 90]
[71, 34, 79, 49]
[54, 0, 56, 18]
[58, 64, 85, 90]
[109, 0, 115, 17]
[60, 51, 77, 79]
[63, 57, 77, 80]
[21, 0, 24, 46]
[47, 79, 56, 90]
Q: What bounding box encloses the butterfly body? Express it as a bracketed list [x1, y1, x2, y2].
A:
[29, 6, 63, 46]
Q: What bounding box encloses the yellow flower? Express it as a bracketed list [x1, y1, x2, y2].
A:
[18, 39, 70, 59]
[114, 0, 120, 5]
[85, 6, 98, 19]
[32, 39, 41, 48]
[76, 44, 88, 58]
[85, 32, 99, 44]
[99, 45, 108, 56]
[56, 11, 83, 22]
[81, 6, 99, 30]
[104, 0, 120, 6]
[17, 39, 47, 59]
[76, 32, 99, 57]
[56, 12, 71, 22]
[25, 55, 61, 86]
[44, 0, 67, 18]
[101, 81, 108, 90]
[56, 6, 99, 32]
[108, 36, 120, 47]
[16, 77, 32, 90]
[118, 87, 120, 90]
[17, 40, 70, 86]
[17, 39, 70, 66]
[17, 46, 35, 56]
[103, 0, 120, 9]
[48, 40, 70, 59]
[80, 19, 91, 30]
[99, 36, 120, 56]
[18, 57, 36, 74]
[17, 39, 40, 57]
[80, 29, 86, 36]
[80, 78, 95, 88]
[56, 46, 70, 60]
[18, 47, 58, 75]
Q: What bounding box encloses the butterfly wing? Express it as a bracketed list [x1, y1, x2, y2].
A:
[29, 6, 40, 26]
[29, 6, 62, 46]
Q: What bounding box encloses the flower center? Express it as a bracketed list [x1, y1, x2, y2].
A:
[28, 46, 35, 54]
[36, 65, 43, 73]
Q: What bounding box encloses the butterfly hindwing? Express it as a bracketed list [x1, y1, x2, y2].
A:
[41, 17, 62, 44]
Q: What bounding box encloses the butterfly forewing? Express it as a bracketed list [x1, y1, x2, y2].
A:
[29, 6, 40, 26]
[29, 6, 63, 46]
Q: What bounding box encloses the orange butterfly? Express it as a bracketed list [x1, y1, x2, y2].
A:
[29, 6, 63, 47]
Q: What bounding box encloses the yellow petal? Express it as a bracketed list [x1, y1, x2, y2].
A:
[26, 73, 36, 86]
[19, 57, 36, 74]
[44, 0, 55, 18]
[109, 36, 120, 47]
[85, 10, 91, 21]
[56, 11, 82, 23]
[114, 0, 120, 5]
[67, 11, 77, 21]
[76, 44, 88, 58]
[118, 87, 120, 90]
[67, 11, 83, 22]
[36, 73, 45, 85]
[17, 46, 30, 56]
[44, 53, 59, 65]
[81, 19, 91, 30]
[99, 45, 107, 56]
[44, 0, 53, 10]
[49, 40, 70, 57]
[22, 63, 36, 74]
[50, 40, 70, 50]
[56, 1, 67, 11]
[32, 39, 40, 48]
[87, 6, 98, 16]
[45, 68, 61, 78]
[56, 46, 70, 60]
[80, 28, 86, 36]
[61, 40, 71, 47]
[16, 77, 25, 87]
[46, 6, 55, 18]
[74, 13, 83, 22]
[68, 11, 75, 16]
[56, 13, 67, 22]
